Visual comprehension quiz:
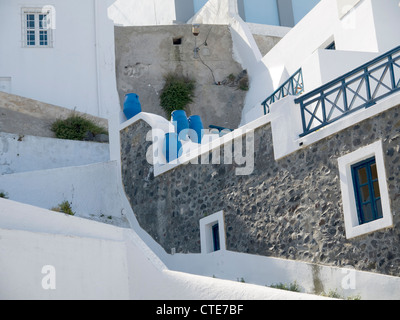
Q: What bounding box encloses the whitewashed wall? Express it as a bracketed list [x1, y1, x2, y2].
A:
[0, 0, 119, 118]
[240, 0, 400, 126]
[0, 161, 126, 221]
[301, 49, 379, 93]
[0, 198, 328, 300]
[0, 132, 110, 175]
[108, 0, 177, 26]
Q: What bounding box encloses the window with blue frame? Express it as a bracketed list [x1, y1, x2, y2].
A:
[212, 223, 220, 252]
[351, 157, 383, 225]
[22, 8, 53, 48]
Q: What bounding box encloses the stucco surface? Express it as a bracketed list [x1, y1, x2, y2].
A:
[115, 25, 247, 130]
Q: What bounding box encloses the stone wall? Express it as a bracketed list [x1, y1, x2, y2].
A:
[120, 105, 400, 277]
[115, 25, 248, 130]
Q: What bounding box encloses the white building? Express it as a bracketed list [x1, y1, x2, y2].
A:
[0, 0, 320, 119]
[241, 0, 400, 124]
[109, 0, 320, 27]
[1, 0, 400, 301]
[0, 0, 119, 118]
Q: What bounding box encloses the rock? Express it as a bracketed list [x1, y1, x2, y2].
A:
[83, 131, 94, 141]
[94, 133, 109, 143]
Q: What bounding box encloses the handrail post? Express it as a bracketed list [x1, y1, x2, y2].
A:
[364, 67, 372, 104]
[342, 79, 348, 112]
[299, 69, 304, 94]
[263, 102, 268, 115]
[300, 102, 307, 135]
[290, 76, 295, 95]
[321, 92, 327, 124]
[388, 54, 396, 90]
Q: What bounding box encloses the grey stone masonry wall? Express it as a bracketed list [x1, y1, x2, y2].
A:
[121, 105, 400, 277]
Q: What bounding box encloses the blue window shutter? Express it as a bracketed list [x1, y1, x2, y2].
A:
[351, 157, 383, 225]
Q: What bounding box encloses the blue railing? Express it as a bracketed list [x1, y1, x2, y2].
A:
[295, 45, 400, 137]
[262, 68, 304, 114]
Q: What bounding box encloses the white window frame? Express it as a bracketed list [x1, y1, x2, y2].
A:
[21, 7, 54, 48]
[338, 140, 393, 239]
[199, 211, 226, 254]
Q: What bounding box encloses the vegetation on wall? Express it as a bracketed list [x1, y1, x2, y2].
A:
[51, 201, 75, 216]
[51, 114, 108, 141]
[159, 73, 196, 119]
[0, 191, 9, 199]
[222, 70, 249, 91]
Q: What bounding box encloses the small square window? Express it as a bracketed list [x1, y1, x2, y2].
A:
[173, 37, 182, 45]
[338, 140, 393, 239]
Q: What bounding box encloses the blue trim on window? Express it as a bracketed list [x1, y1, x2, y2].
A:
[212, 223, 220, 252]
[351, 157, 383, 225]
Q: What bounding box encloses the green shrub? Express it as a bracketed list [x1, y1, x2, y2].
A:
[321, 289, 361, 300]
[0, 191, 9, 199]
[51, 201, 75, 216]
[159, 73, 196, 119]
[269, 281, 301, 292]
[51, 114, 108, 141]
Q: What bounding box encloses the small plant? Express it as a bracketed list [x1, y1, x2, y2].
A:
[159, 73, 196, 119]
[321, 289, 361, 300]
[238, 76, 249, 91]
[51, 201, 75, 216]
[51, 114, 108, 141]
[269, 281, 301, 292]
[222, 70, 249, 91]
[0, 191, 9, 199]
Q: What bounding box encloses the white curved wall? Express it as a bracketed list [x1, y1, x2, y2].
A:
[0, 198, 329, 300]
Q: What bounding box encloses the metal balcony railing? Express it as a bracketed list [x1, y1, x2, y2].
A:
[262, 68, 304, 114]
[295, 45, 400, 137]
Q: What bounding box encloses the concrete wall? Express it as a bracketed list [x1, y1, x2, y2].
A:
[115, 24, 247, 130]
[247, 23, 290, 57]
[0, 0, 119, 118]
